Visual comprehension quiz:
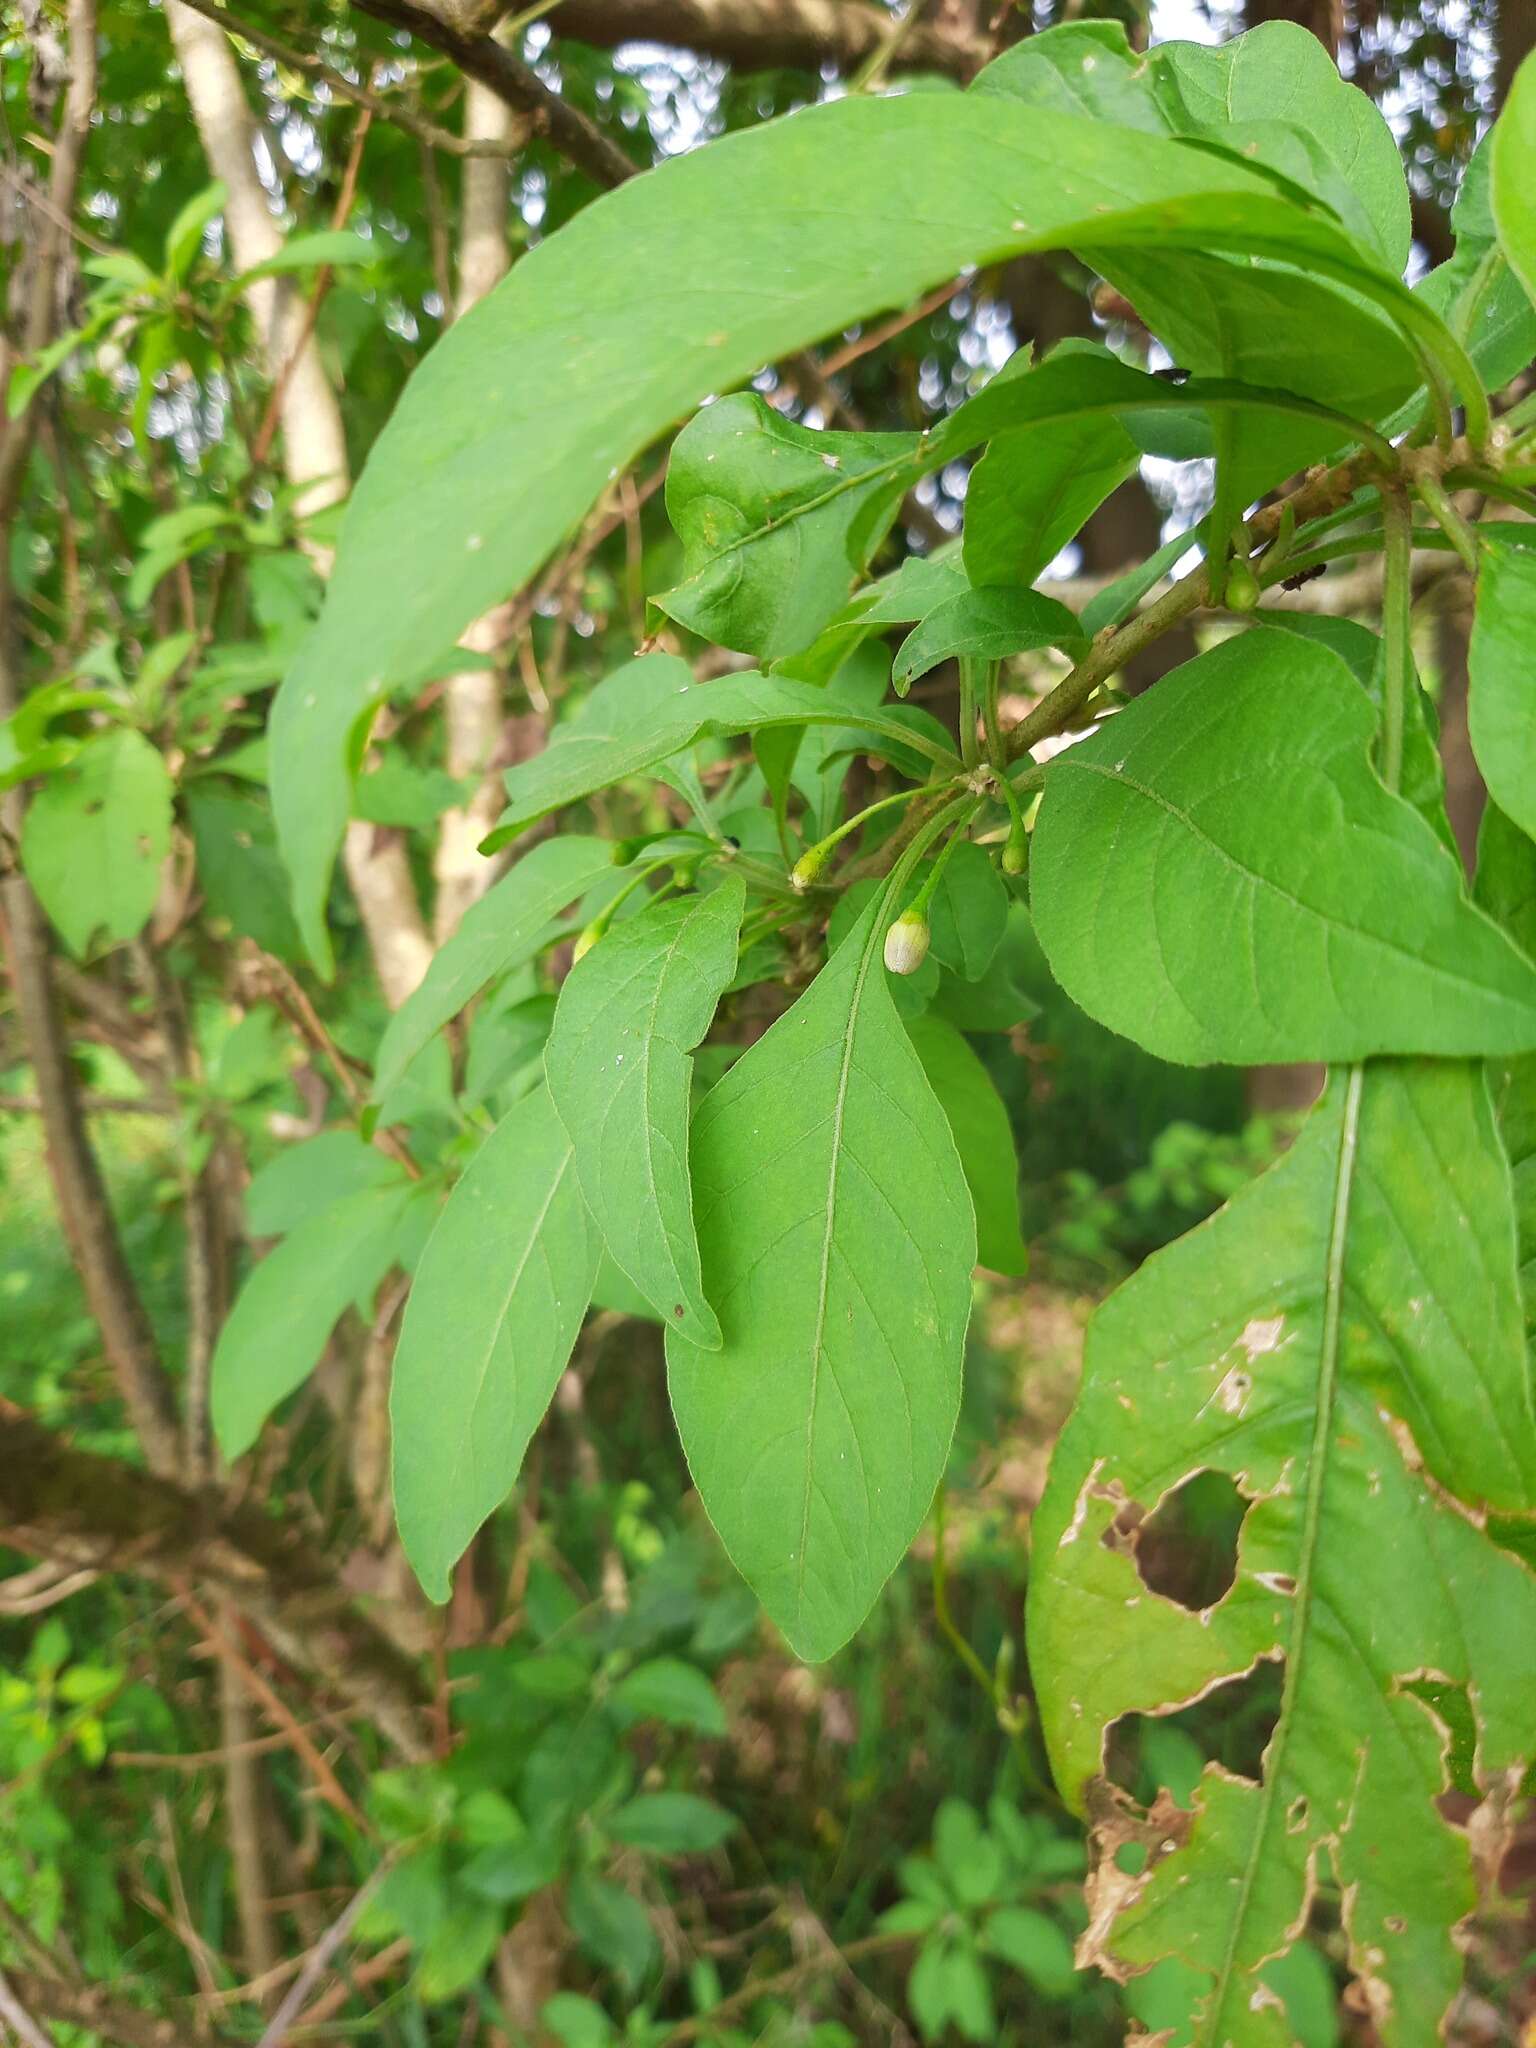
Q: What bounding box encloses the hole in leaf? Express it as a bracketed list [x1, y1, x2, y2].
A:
[1107, 1655, 1284, 1806]
[1398, 1674, 1479, 1799]
[1103, 1467, 1247, 1611]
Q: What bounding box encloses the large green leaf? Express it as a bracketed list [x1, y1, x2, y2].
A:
[271, 84, 1449, 972]
[545, 876, 745, 1345]
[906, 1015, 1027, 1277]
[668, 891, 975, 1660]
[1493, 50, 1536, 307]
[212, 1180, 420, 1459]
[978, 19, 1409, 270]
[1027, 1058, 1536, 2045]
[371, 835, 612, 1106]
[654, 395, 920, 657]
[20, 728, 172, 957]
[1030, 627, 1536, 1064]
[1469, 536, 1536, 848]
[488, 669, 959, 847]
[391, 1088, 600, 1600]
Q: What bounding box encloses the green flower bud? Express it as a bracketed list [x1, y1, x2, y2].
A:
[1225, 555, 1260, 612]
[1002, 816, 1029, 877]
[790, 846, 826, 893]
[883, 907, 931, 976]
[609, 836, 646, 866]
[572, 921, 604, 963]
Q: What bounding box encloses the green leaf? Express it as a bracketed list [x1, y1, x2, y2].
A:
[565, 1874, 657, 1993]
[1030, 627, 1536, 1064]
[391, 1089, 600, 1601]
[668, 890, 975, 1661]
[541, 1994, 617, 2048]
[185, 780, 303, 959]
[1416, 128, 1536, 396]
[20, 729, 173, 958]
[964, 405, 1139, 592]
[490, 669, 958, 848]
[272, 83, 1443, 972]
[1028, 1058, 1536, 2045]
[654, 394, 920, 657]
[212, 1182, 418, 1459]
[244, 1130, 404, 1237]
[546, 877, 745, 1345]
[163, 179, 227, 280]
[891, 587, 1085, 694]
[228, 229, 375, 291]
[1474, 805, 1536, 1360]
[1469, 536, 1536, 849]
[978, 19, 1408, 269]
[606, 1792, 737, 1853]
[607, 1657, 725, 1735]
[461, 1835, 563, 1903]
[926, 839, 1008, 983]
[1493, 50, 1536, 308]
[415, 1903, 502, 2003]
[372, 835, 612, 1106]
[983, 1908, 1078, 1999]
[1148, 24, 1410, 270]
[906, 1016, 1026, 1278]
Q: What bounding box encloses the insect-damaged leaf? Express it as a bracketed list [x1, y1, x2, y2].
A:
[546, 877, 745, 1345]
[392, 1088, 600, 1601]
[668, 891, 974, 1662]
[1027, 1058, 1536, 2046]
[1030, 627, 1536, 1065]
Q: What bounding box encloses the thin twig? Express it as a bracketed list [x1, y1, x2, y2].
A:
[251, 1860, 398, 2048]
[167, 0, 522, 157]
[0, 1965, 58, 2048]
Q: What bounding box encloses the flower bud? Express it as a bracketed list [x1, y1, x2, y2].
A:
[572, 921, 604, 963]
[1225, 555, 1260, 612]
[790, 847, 826, 893]
[883, 908, 931, 976]
[1002, 817, 1029, 877]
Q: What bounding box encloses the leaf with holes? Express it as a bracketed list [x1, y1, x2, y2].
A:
[545, 876, 745, 1345]
[1027, 1057, 1536, 2045]
[1030, 627, 1536, 1064]
[668, 890, 975, 1661]
[21, 728, 173, 958]
[391, 1088, 600, 1600]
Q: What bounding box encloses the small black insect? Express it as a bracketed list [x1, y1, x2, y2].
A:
[1280, 563, 1327, 593]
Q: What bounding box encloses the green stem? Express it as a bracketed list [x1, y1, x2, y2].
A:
[957, 655, 983, 771]
[1414, 473, 1479, 576]
[793, 781, 937, 885]
[978, 658, 1006, 773]
[1379, 487, 1414, 797]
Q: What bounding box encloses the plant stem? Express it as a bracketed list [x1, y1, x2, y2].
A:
[957, 654, 983, 770]
[1413, 473, 1479, 575]
[978, 656, 1007, 771]
[797, 781, 937, 880]
[1380, 487, 1414, 796]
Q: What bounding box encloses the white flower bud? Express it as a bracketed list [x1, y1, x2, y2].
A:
[883, 908, 931, 976]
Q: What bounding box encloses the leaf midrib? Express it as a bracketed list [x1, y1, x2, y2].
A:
[795, 914, 885, 1631]
[1202, 1063, 1366, 2043]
